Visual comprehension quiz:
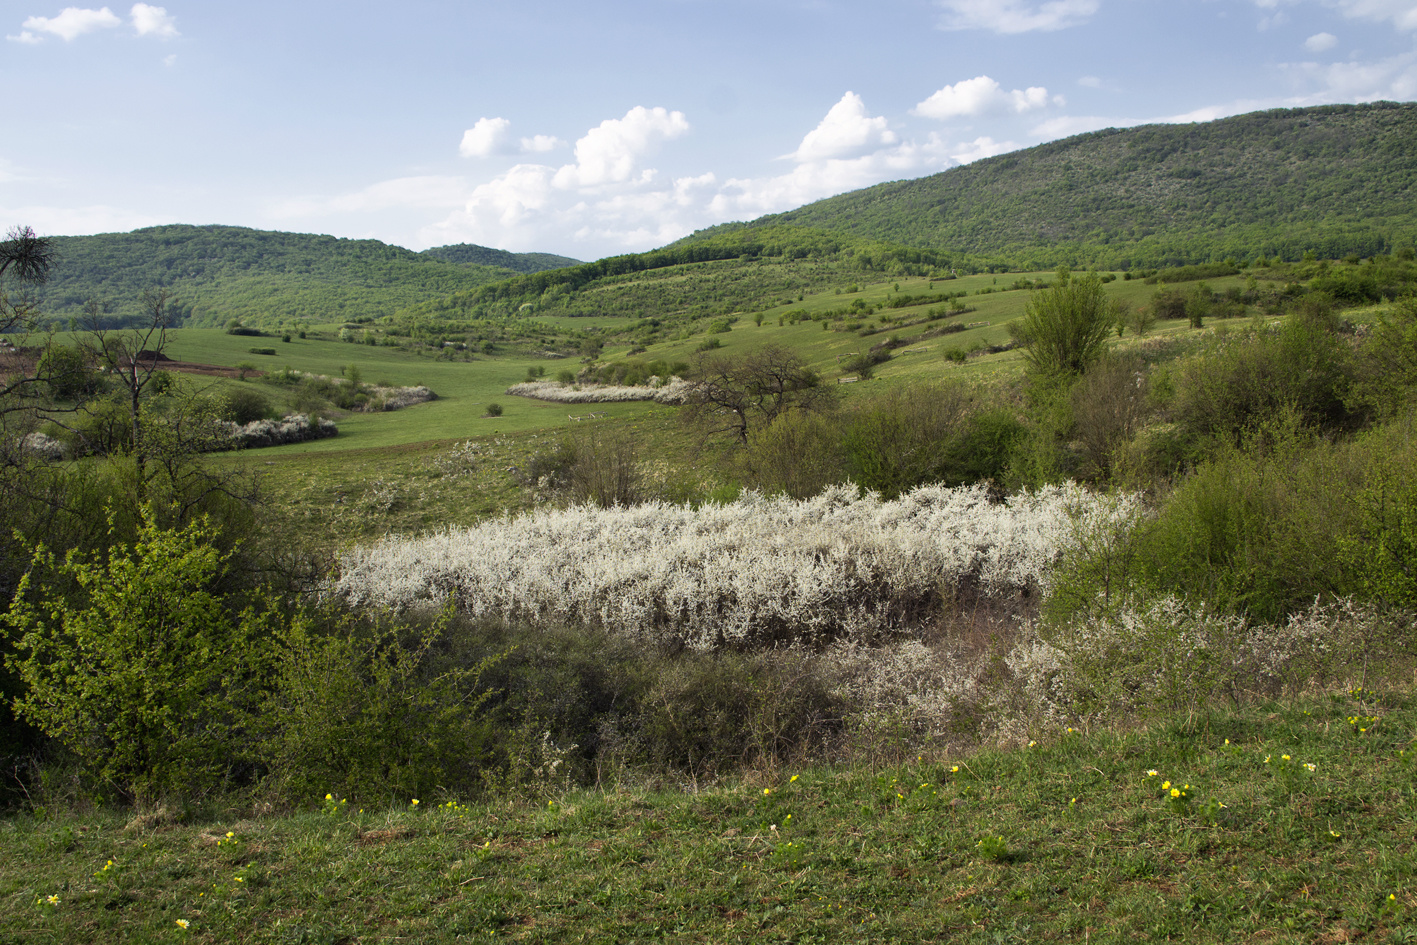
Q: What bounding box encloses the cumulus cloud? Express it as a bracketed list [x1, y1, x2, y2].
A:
[1305, 31, 1339, 51]
[936, 0, 1099, 33]
[459, 117, 515, 158]
[520, 134, 564, 153]
[8, 3, 176, 43]
[914, 76, 1055, 120]
[459, 118, 567, 158]
[552, 106, 689, 189]
[130, 3, 178, 38]
[10, 6, 120, 42]
[1254, 0, 1417, 30]
[790, 92, 898, 162]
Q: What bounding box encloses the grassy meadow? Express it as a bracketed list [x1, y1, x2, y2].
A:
[5, 246, 1417, 944]
[7, 690, 1414, 943]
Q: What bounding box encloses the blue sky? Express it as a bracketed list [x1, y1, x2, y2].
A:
[4, 0, 1415, 260]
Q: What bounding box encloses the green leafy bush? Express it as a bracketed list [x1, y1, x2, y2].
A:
[2, 512, 277, 802]
[258, 609, 504, 803]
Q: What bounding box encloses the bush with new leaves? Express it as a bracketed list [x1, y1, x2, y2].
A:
[2, 511, 277, 801]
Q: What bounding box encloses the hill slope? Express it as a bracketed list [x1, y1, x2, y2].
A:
[684, 102, 1417, 269]
[419, 243, 582, 273]
[31, 225, 528, 328]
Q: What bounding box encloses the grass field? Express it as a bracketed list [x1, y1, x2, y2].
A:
[6, 688, 1413, 944]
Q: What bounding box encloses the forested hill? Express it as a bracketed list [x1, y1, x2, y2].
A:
[419, 243, 582, 273]
[28, 225, 533, 328]
[682, 102, 1417, 270]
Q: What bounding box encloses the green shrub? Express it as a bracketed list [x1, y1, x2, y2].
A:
[258, 608, 503, 803]
[248, 347, 277, 356]
[2, 512, 278, 802]
[485, 402, 503, 417]
[221, 387, 276, 425]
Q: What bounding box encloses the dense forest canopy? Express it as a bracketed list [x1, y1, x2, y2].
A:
[682, 102, 1417, 270]
[418, 243, 582, 273]
[26, 225, 529, 328]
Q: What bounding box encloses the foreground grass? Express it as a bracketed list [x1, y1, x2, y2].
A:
[6, 688, 1415, 943]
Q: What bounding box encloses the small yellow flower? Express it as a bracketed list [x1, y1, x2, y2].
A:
[763, 788, 771, 795]
[45, 894, 60, 906]
[226, 831, 234, 838]
[1281, 754, 1291, 762]
[411, 798, 420, 806]
[952, 765, 960, 773]
[1028, 740, 1037, 748]
[325, 793, 333, 801]
[176, 919, 190, 930]
[1170, 788, 1181, 798]
[790, 775, 798, 782]
[1162, 781, 1171, 790]
[1304, 762, 1317, 772]
[1146, 769, 1158, 777]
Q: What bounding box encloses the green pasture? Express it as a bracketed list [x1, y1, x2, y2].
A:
[147, 269, 1244, 459]
[7, 688, 1414, 944]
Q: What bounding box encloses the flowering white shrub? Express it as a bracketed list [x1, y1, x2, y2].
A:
[506, 377, 694, 405]
[363, 385, 435, 412]
[332, 482, 1138, 650]
[221, 413, 337, 449]
[20, 432, 66, 461]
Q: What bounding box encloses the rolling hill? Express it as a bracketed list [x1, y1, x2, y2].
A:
[26, 225, 570, 329]
[681, 102, 1417, 270]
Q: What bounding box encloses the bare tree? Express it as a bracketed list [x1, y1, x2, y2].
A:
[683, 344, 838, 444]
[82, 289, 176, 497]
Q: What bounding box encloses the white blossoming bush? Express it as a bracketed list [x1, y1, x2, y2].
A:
[20, 432, 66, 461]
[332, 482, 1141, 650]
[221, 413, 337, 449]
[363, 385, 435, 412]
[506, 377, 694, 405]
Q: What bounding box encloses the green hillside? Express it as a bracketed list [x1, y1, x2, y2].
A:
[419, 243, 582, 273]
[32, 225, 525, 328]
[683, 102, 1417, 270]
[398, 225, 1001, 323]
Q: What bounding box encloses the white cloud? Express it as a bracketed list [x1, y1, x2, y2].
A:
[914, 76, 1054, 120]
[1078, 75, 1103, 88]
[936, 0, 1099, 33]
[1254, 0, 1417, 30]
[520, 134, 565, 153]
[130, 3, 178, 38]
[460, 117, 515, 158]
[790, 92, 898, 162]
[1285, 49, 1417, 100]
[13, 6, 121, 42]
[1305, 31, 1339, 51]
[552, 105, 689, 189]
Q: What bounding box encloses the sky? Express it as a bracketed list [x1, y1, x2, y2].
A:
[3, 0, 1416, 262]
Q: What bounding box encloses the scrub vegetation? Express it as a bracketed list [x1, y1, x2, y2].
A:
[5, 103, 1417, 941]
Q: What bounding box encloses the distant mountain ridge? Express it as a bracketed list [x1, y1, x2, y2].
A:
[682, 102, 1417, 269]
[25, 225, 572, 328]
[419, 244, 581, 273]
